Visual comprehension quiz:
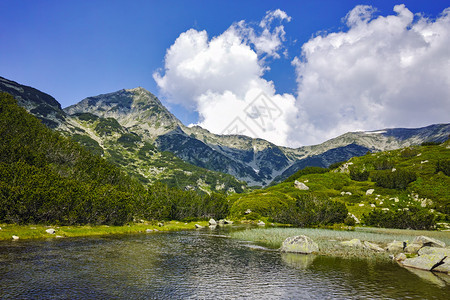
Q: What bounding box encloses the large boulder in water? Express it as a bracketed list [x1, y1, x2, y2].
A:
[280, 235, 319, 254]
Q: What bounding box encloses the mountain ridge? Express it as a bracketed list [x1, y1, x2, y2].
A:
[1, 76, 449, 187]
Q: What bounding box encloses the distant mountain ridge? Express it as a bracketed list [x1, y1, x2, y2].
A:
[1, 75, 449, 187]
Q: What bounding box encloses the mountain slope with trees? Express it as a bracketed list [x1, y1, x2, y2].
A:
[0, 92, 230, 225]
[228, 140, 450, 229]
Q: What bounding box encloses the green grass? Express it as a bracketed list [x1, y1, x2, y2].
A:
[230, 227, 450, 261]
[0, 221, 209, 241]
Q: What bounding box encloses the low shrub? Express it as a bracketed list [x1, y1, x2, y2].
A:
[371, 169, 416, 189]
[350, 169, 369, 181]
[362, 207, 436, 230]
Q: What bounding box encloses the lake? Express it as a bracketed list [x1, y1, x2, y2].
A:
[0, 227, 449, 299]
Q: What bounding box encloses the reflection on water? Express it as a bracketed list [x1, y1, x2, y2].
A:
[0, 228, 449, 299]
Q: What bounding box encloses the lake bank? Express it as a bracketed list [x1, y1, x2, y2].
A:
[0, 221, 210, 241]
[230, 227, 450, 262]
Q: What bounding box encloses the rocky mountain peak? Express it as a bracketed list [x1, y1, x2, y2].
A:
[65, 87, 181, 140]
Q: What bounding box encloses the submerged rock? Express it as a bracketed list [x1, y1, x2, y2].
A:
[280, 235, 319, 254]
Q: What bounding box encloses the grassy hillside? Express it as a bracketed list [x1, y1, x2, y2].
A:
[228, 140, 450, 229]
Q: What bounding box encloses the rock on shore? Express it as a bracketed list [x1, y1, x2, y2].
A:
[280, 235, 319, 254]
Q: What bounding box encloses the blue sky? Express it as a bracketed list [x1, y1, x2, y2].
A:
[1, 0, 449, 146]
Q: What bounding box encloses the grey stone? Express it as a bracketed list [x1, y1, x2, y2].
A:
[386, 240, 405, 252]
[194, 224, 203, 229]
[404, 243, 423, 254]
[364, 241, 385, 252]
[280, 235, 319, 254]
[340, 239, 363, 248]
[209, 218, 217, 226]
[257, 220, 265, 226]
[45, 229, 56, 234]
[12, 235, 19, 240]
[402, 254, 446, 271]
[413, 236, 445, 248]
[394, 253, 407, 262]
[294, 180, 309, 190]
[366, 189, 375, 195]
[418, 246, 450, 257]
[433, 257, 450, 274]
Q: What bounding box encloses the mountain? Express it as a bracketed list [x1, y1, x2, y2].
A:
[0, 79, 246, 193]
[2, 76, 449, 187]
[65, 87, 181, 139]
[0, 76, 66, 129]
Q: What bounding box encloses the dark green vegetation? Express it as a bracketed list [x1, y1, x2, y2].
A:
[0, 93, 229, 225]
[228, 138, 450, 230]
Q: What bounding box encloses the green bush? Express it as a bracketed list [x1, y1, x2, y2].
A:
[328, 161, 346, 170]
[283, 194, 348, 227]
[284, 166, 329, 183]
[350, 169, 369, 181]
[362, 207, 436, 230]
[436, 159, 450, 176]
[371, 169, 416, 189]
[373, 158, 394, 170]
[117, 133, 141, 148]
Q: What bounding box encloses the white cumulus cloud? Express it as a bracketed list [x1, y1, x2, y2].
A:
[291, 5, 450, 146]
[153, 10, 296, 146]
[155, 5, 450, 148]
